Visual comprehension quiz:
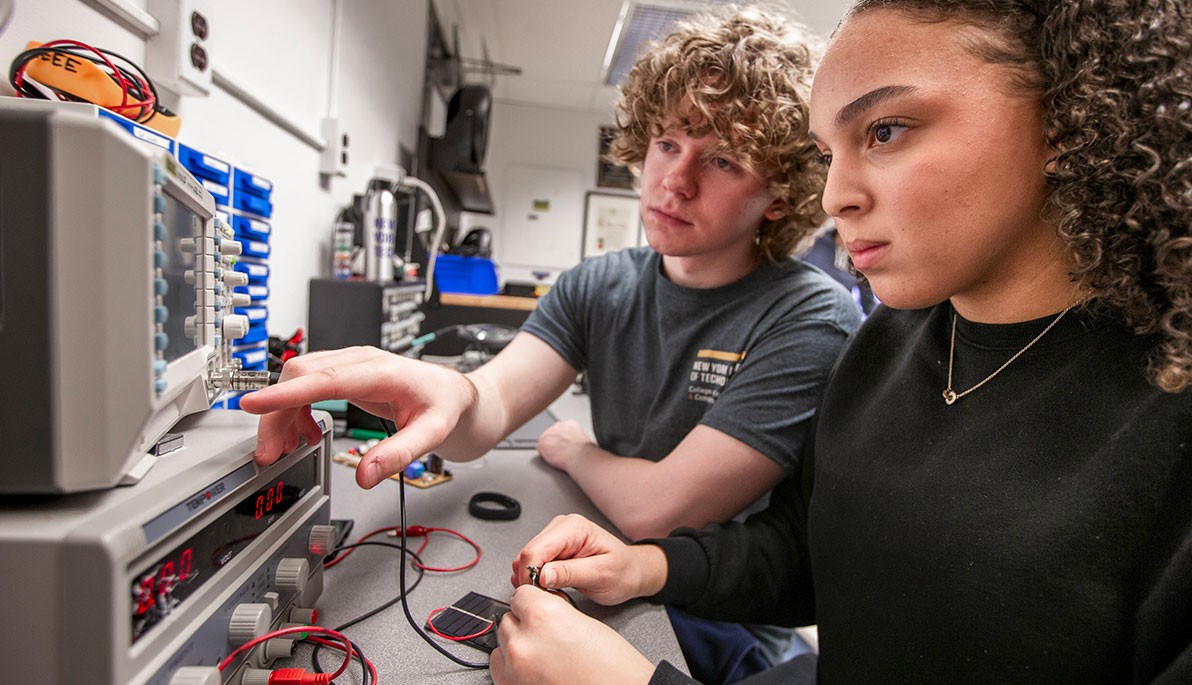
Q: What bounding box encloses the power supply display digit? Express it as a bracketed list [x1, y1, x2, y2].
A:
[129, 455, 317, 643]
[255, 480, 285, 520]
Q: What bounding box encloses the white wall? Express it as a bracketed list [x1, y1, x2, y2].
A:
[0, 0, 428, 334]
[481, 100, 628, 285]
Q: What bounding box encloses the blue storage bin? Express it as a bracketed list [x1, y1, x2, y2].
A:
[240, 321, 268, 345]
[434, 255, 499, 295]
[232, 215, 272, 242]
[241, 239, 271, 259]
[176, 143, 232, 185]
[233, 167, 274, 199]
[233, 344, 269, 369]
[233, 193, 273, 218]
[201, 179, 230, 207]
[98, 109, 174, 152]
[236, 283, 270, 302]
[235, 305, 268, 324]
[234, 261, 270, 283]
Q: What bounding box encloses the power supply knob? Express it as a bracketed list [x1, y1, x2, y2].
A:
[276, 557, 310, 595]
[222, 239, 244, 256]
[264, 637, 296, 661]
[289, 606, 318, 625]
[240, 669, 272, 685]
[308, 524, 337, 556]
[184, 316, 198, 338]
[168, 666, 221, 685]
[222, 314, 250, 340]
[232, 293, 252, 307]
[228, 602, 271, 647]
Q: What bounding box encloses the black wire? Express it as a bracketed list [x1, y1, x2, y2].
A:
[7, 44, 164, 123]
[326, 541, 426, 631]
[386, 419, 490, 669]
[307, 638, 371, 685]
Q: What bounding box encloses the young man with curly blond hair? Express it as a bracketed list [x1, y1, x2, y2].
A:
[243, 8, 859, 681]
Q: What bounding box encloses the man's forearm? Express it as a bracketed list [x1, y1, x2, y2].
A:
[433, 369, 509, 461]
[563, 447, 692, 540]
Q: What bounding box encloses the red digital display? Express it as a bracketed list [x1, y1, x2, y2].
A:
[132, 548, 194, 618]
[255, 480, 284, 520]
[130, 457, 316, 643]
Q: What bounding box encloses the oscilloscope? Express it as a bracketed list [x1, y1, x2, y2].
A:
[0, 97, 267, 494]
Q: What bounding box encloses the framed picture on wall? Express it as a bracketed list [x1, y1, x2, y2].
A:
[596, 125, 636, 190]
[582, 191, 642, 258]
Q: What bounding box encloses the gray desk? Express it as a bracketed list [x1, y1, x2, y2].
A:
[299, 393, 688, 682]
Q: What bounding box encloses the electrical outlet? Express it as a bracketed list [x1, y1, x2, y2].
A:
[320, 117, 349, 177]
[147, 0, 212, 96]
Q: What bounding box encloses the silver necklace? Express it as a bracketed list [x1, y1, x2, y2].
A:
[942, 304, 1075, 405]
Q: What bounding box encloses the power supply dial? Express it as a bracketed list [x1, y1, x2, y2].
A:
[264, 637, 296, 661]
[275, 557, 309, 595]
[228, 602, 271, 647]
[308, 524, 337, 556]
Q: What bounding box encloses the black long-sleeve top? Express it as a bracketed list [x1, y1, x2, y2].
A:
[648, 303, 1192, 684]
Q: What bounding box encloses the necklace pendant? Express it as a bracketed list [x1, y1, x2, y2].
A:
[942, 389, 958, 405]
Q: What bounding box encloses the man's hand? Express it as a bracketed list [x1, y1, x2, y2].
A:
[509, 514, 668, 605]
[490, 585, 656, 684]
[536, 420, 596, 474]
[237, 346, 477, 489]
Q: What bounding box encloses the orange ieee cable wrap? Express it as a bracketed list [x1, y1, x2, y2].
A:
[21, 40, 181, 137]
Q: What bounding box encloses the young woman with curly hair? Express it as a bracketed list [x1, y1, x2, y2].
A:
[244, 8, 860, 682]
[492, 1, 1192, 683]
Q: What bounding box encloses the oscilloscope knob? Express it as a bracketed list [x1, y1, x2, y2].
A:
[168, 666, 221, 685]
[275, 557, 310, 595]
[308, 524, 337, 556]
[222, 314, 250, 340]
[227, 603, 271, 647]
[223, 270, 249, 287]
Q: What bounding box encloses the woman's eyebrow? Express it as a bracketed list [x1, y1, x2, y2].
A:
[835, 84, 918, 127]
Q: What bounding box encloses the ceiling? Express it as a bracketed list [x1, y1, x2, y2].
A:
[433, 0, 852, 113]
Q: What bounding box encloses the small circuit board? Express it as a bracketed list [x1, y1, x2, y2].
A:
[331, 445, 453, 489]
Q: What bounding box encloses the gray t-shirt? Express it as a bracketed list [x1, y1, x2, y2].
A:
[522, 246, 860, 475]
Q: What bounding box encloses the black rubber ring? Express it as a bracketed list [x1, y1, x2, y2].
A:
[468, 491, 522, 521]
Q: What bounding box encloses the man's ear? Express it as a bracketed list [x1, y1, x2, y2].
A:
[764, 199, 788, 222]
